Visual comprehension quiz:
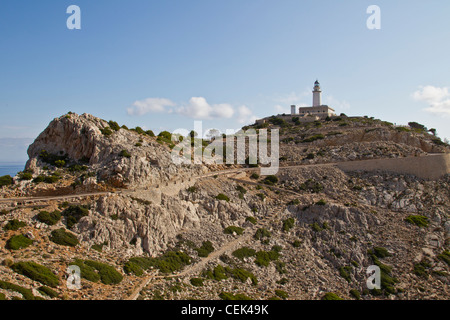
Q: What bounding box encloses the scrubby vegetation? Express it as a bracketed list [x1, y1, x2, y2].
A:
[62, 205, 89, 229]
[124, 251, 191, 275]
[405, 215, 429, 228]
[0, 175, 14, 187]
[38, 286, 59, 298]
[0, 280, 36, 300]
[223, 226, 244, 235]
[253, 228, 271, 240]
[6, 235, 34, 250]
[282, 218, 295, 232]
[219, 291, 252, 300]
[232, 247, 256, 260]
[36, 210, 62, 226]
[215, 193, 230, 202]
[322, 292, 343, 300]
[11, 261, 60, 287]
[49, 228, 80, 247]
[195, 241, 214, 257]
[4, 219, 26, 231]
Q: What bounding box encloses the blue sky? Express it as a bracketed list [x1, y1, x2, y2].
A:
[1, 0, 450, 162]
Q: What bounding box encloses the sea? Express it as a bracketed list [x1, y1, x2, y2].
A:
[0, 163, 25, 177]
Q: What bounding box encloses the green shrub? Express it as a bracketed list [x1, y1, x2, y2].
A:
[0, 175, 13, 187]
[232, 247, 256, 260]
[288, 199, 300, 205]
[36, 210, 62, 226]
[253, 228, 271, 240]
[282, 218, 295, 232]
[245, 216, 257, 225]
[108, 121, 121, 131]
[372, 247, 391, 258]
[215, 193, 230, 202]
[4, 219, 26, 231]
[11, 261, 60, 287]
[196, 241, 214, 257]
[126, 251, 191, 275]
[275, 290, 289, 300]
[71, 259, 101, 282]
[50, 228, 79, 247]
[100, 127, 113, 136]
[339, 266, 352, 283]
[232, 268, 258, 285]
[83, 260, 123, 285]
[250, 173, 260, 180]
[322, 292, 343, 300]
[38, 286, 59, 298]
[349, 289, 361, 300]
[190, 278, 204, 287]
[187, 186, 197, 193]
[219, 291, 252, 300]
[315, 199, 327, 206]
[6, 235, 34, 250]
[54, 160, 66, 168]
[292, 240, 301, 248]
[224, 226, 244, 235]
[437, 250, 450, 266]
[236, 185, 247, 194]
[257, 193, 265, 201]
[298, 179, 323, 193]
[19, 172, 33, 180]
[63, 205, 89, 229]
[0, 280, 35, 300]
[119, 149, 131, 158]
[123, 261, 144, 276]
[263, 175, 279, 185]
[68, 164, 88, 173]
[311, 222, 323, 232]
[254, 250, 279, 267]
[146, 130, 155, 137]
[405, 215, 429, 228]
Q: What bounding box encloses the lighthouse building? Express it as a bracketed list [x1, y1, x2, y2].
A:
[291, 80, 335, 118]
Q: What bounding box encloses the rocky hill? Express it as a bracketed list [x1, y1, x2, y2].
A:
[0, 112, 448, 301]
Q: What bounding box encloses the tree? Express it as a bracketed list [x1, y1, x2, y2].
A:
[428, 128, 437, 136]
[408, 122, 427, 131]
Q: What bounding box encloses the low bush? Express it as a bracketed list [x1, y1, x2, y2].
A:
[405, 215, 429, 228]
[0, 280, 35, 300]
[6, 235, 34, 250]
[349, 289, 361, 300]
[215, 193, 230, 202]
[50, 228, 79, 247]
[315, 199, 327, 206]
[302, 134, 325, 143]
[282, 218, 295, 232]
[11, 261, 60, 287]
[36, 210, 62, 226]
[4, 219, 26, 231]
[231, 268, 258, 285]
[437, 250, 450, 266]
[250, 173, 260, 180]
[19, 172, 33, 180]
[190, 278, 204, 287]
[339, 266, 352, 283]
[322, 292, 343, 300]
[38, 286, 59, 298]
[245, 216, 257, 225]
[119, 149, 131, 158]
[0, 175, 14, 187]
[253, 228, 271, 240]
[83, 260, 123, 285]
[275, 290, 289, 300]
[100, 127, 113, 136]
[263, 175, 279, 185]
[232, 247, 256, 260]
[254, 250, 279, 267]
[224, 226, 244, 236]
[63, 205, 89, 229]
[196, 241, 214, 257]
[125, 251, 191, 275]
[71, 259, 101, 282]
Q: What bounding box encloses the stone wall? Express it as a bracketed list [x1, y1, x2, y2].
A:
[335, 153, 450, 180]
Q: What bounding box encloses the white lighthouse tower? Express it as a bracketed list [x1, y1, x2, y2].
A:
[312, 80, 322, 107]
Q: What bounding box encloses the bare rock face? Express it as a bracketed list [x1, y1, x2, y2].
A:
[26, 113, 205, 188]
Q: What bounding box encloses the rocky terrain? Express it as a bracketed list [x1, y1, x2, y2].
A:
[0, 112, 449, 301]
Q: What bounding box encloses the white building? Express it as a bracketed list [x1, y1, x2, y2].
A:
[291, 80, 335, 118]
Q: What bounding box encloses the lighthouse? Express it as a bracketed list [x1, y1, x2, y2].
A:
[312, 80, 322, 107]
